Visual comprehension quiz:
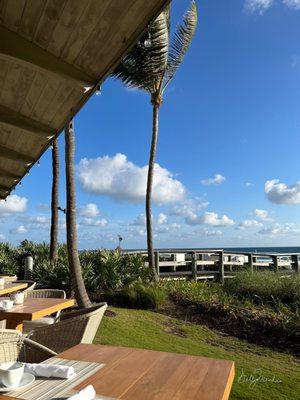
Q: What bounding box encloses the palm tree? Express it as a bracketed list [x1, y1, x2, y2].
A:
[50, 138, 59, 263]
[114, 2, 198, 280]
[65, 120, 91, 308]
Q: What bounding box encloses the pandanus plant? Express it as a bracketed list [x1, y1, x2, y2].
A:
[114, 2, 198, 280]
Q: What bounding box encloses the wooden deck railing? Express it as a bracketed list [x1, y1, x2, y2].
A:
[124, 249, 300, 281]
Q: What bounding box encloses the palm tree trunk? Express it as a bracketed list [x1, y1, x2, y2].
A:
[65, 120, 91, 308]
[146, 101, 160, 282]
[50, 139, 59, 263]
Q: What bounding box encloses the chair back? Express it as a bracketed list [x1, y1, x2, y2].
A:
[0, 329, 23, 363]
[25, 289, 66, 299]
[15, 280, 36, 292]
[29, 303, 107, 353]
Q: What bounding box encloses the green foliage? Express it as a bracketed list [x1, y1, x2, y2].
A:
[114, 1, 198, 96]
[0, 242, 19, 275]
[0, 242, 152, 293]
[224, 271, 300, 312]
[104, 283, 167, 310]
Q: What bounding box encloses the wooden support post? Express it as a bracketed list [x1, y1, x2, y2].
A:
[218, 251, 225, 284]
[154, 251, 160, 279]
[248, 253, 253, 273]
[272, 255, 279, 272]
[199, 253, 204, 271]
[252, 256, 257, 271]
[228, 255, 232, 272]
[292, 255, 300, 274]
[191, 252, 197, 281]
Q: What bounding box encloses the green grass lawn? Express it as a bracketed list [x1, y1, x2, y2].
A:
[94, 307, 299, 400]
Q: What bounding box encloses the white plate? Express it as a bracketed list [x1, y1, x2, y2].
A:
[0, 373, 35, 392]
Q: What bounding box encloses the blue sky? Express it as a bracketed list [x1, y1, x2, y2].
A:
[1, 0, 300, 249]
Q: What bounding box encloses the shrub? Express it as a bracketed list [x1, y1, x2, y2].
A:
[104, 283, 167, 310]
[224, 271, 300, 311]
[0, 243, 19, 275]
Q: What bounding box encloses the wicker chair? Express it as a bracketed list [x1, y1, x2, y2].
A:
[0, 329, 57, 364]
[28, 303, 107, 354]
[23, 290, 66, 334]
[15, 280, 37, 292]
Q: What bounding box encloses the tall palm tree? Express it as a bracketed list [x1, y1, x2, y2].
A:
[50, 138, 59, 263]
[114, 2, 198, 280]
[65, 120, 91, 308]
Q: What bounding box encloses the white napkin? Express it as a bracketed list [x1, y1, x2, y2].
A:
[67, 385, 96, 400]
[24, 363, 76, 379]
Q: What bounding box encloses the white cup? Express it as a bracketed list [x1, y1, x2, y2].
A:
[1, 300, 14, 310]
[0, 362, 24, 388]
[0, 278, 4, 287]
[10, 292, 24, 305]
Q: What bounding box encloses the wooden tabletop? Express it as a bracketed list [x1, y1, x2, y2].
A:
[0, 282, 28, 296]
[0, 297, 75, 331]
[53, 344, 234, 400]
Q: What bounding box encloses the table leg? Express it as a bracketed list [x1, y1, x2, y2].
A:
[6, 319, 23, 331]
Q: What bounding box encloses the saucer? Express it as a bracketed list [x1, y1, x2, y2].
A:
[0, 373, 35, 392]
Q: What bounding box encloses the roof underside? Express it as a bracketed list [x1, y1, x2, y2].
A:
[0, 0, 168, 199]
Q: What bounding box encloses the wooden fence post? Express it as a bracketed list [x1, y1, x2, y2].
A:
[191, 252, 197, 281]
[218, 251, 225, 284]
[272, 255, 279, 272]
[292, 255, 300, 274]
[154, 251, 160, 279]
[248, 253, 253, 273]
[228, 255, 232, 272]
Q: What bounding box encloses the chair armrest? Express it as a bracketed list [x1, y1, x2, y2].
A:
[23, 337, 57, 363]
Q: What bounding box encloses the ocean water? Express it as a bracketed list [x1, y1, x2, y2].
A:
[128, 246, 300, 254]
[224, 247, 300, 254]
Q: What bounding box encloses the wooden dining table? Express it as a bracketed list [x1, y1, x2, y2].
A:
[0, 297, 75, 331]
[0, 282, 28, 297]
[1, 343, 235, 400]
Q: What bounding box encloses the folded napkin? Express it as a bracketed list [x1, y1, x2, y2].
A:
[67, 385, 96, 400]
[24, 363, 76, 379]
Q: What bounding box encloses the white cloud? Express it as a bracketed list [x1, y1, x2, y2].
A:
[80, 218, 108, 227]
[204, 230, 223, 237]
[283, 0, 300, 9]
[79, 203, 100, 218]
[245, 182, 254, 188]
[186, 212, 235, 227]
[238, 219, 263, 229]
[0, 195, 27, 217]
[245, 0, 273, 14]
[131, 214, 146, 226]
[77, 154, 186, 205]
[10, 225, 28, 234]
[259, 223, 300, 236]
[157, 213, 167, 225]
[265, 179, 300, 205]
[253, 208, 273, 221]
[0, 234, 5, 241]
[201, 174, 226, 186]
[169, 198, 209, 217]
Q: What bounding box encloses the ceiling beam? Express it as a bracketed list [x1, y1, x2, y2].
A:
[0, 183, 11, 192]
[0, 26, 95, 87]
[0, 104, 54, 138]
[0, 167, 21, 180]
[0, 144, 34, 163]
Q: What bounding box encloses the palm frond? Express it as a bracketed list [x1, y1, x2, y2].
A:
[164, 1, 198, 89]
[113, 11, 169, 94]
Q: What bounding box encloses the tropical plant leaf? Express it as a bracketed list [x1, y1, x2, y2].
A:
[113, 11, 169, 94]
[164, 0, 198, 89]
